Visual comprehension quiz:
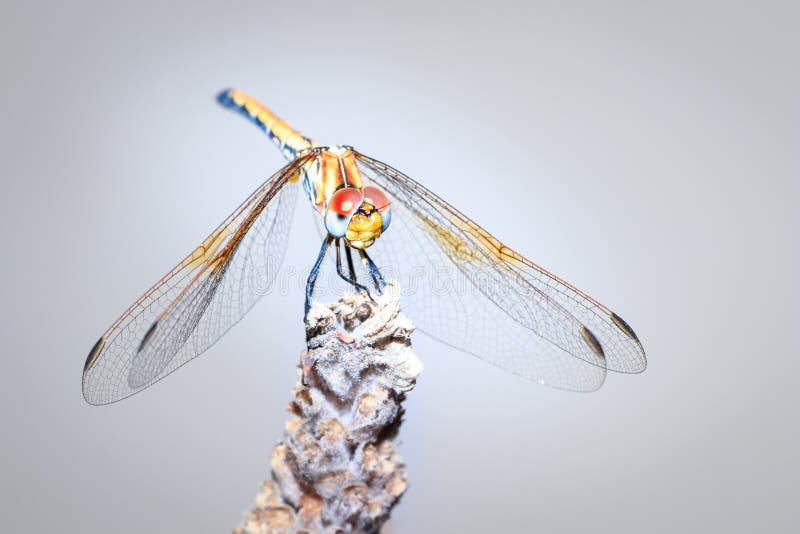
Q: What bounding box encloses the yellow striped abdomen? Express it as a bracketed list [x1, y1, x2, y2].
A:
[217, 89, 314, 161]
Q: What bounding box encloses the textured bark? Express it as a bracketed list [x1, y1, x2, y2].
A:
[234, 282, 421, 534]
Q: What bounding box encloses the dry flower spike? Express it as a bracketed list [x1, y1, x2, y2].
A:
[234, 281, 422, 534]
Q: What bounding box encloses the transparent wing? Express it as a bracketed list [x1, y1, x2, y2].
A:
[353, 150, 646, 391]
[82, 155, 312, 405]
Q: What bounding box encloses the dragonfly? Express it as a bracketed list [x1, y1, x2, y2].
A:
[82, 89, 646, 405]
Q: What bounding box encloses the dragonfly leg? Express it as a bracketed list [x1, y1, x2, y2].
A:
[335, 239, 371, 295]
[359, 249, 387, 292]
[305, 235, 333, 319]
[344, 243, 357, 281]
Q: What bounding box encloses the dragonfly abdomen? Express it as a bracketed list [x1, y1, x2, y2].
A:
[217, 89, 313, 161]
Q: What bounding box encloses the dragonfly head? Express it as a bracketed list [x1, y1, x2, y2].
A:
[325, 186, 391, 249]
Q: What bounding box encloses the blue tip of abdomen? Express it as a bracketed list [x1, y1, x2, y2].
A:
[216, 89, 235, 108]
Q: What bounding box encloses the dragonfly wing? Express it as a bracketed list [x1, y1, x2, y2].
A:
[82, 155, 311, 405]
[354, 151, 646, 389]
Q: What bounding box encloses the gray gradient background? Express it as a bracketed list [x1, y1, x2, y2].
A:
[1, 1, 797, 532]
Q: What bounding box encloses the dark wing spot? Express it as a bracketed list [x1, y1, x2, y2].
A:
[611, 312, 639, 342]
[580, 326, 605, 359]
[138, 321, 158, 353]
[83, 336, 106, 374]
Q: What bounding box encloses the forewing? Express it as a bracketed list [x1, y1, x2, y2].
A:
[354, 151, 646, 389]
[82, 155, 310, 405]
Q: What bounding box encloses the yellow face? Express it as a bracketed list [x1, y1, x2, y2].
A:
[345, 202, 383, 249]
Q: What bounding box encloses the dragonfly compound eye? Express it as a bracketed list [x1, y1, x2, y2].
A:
[362, 185, 391, 232]
[325, 187, 362, 238]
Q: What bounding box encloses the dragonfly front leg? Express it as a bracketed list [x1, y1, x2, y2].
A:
[305, 235, 333, 319]
[335, 239, 372, 295]
[359, 249, 387, 292]
[344, 244, 357, 282]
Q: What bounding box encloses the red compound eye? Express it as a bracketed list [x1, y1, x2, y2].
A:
[362, 185, 391, 232]
[362, 186, 389, 212]
[325, 187, 363, 238]
[328, 187, 363, 216]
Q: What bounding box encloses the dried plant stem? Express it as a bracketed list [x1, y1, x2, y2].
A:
[234, 282, 422, 534]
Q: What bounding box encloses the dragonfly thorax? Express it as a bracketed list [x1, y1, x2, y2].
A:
[300, 145, 391, 249]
